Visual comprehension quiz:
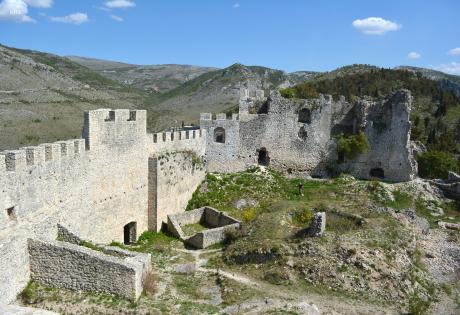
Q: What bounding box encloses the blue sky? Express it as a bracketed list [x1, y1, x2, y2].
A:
[1, 0, 459, 74]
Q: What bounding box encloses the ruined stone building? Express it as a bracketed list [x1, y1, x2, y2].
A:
[201, 89, 417, 182]
[0, 88, 417, 308]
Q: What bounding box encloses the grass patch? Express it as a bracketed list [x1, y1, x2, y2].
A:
[386, 190, 413, 210]
[182, 222, 209, 236]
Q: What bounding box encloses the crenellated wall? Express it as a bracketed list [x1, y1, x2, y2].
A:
[147, 129, 207, 157]
[0, 109, 148, 304]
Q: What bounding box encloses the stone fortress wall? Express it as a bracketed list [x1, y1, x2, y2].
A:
[201, 88, 417, 181]
[0, 108, 206, 304]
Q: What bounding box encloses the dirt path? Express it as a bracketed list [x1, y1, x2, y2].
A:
[174, 247, 398, 315]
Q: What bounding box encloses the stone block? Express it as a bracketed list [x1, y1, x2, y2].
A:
[4, 150, 27, 171]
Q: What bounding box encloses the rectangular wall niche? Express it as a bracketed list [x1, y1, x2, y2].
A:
[6, 206, 16, 220]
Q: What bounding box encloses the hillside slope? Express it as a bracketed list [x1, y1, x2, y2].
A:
[0, 45, 146, 150]
[144, 63, 317, 129]
[68, 56, 218, 93]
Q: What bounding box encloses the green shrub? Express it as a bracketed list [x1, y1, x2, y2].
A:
[417, 150, 459, 179]
[337, 132, 370, 160]
[242, 208, 257, 222]
[280, 87, 297, 99]
[292, 208, 314, 225]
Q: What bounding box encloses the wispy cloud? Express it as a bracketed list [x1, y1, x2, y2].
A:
[51, 12, 88, 25]
[407, 52, 421, 59]
[24, 0, 52, 8]
[431, 62, 460, 75]
[105, 0, 135, 9]
[352, 17, 401, 35]
[448, 47, 460, 56]
[233, 3, 240, 8]
[110, 14, 123, 22]
[0, 0, 52, 22]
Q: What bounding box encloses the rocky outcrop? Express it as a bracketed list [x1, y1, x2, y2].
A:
[433, 171, 460, 201]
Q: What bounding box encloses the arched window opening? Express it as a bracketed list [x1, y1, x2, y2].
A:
[214, 127, 226, 143]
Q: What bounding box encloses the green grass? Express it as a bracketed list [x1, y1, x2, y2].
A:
[182, 222, 209, 235]
[385, 190, 413, 210]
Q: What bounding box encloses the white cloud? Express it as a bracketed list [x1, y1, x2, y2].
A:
[407, 52, 421, 59]
[105, 0, 135, 9]
[24, 0, 51, 8]
[0, 0, 34, 22]
[51, 12, 88, 25]
[110, 14, 123, 22]
[448, 47, 460, 56]
[233, 3, 240, 8]
[352, 17, 401, 35]
[432, 62, 460, 75]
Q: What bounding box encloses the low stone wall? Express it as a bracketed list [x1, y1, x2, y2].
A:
[187, 225, 239, 249]
[28, 239, 151, 301]
[167, 207, 240, 249]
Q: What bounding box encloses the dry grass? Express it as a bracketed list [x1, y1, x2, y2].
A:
[143, 272, 158, 297]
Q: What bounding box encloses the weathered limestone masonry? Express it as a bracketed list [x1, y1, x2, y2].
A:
[167, 206, 241, 249]
[28, 239, 151, 301]
[147, 130, 207, 232]
[201, 88, 417, 182]
[0, 108, 207, 304]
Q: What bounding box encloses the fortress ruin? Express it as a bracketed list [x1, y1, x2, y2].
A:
[0, 89, 417, 309]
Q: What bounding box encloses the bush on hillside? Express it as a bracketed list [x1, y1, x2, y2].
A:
[417, 151, 459, 179]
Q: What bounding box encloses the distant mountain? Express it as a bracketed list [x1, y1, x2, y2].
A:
[396, 66, 460, 98]
[0, 44, 145, 150]
[2, 44, 459, 152]
[144, 63, 318, 129]
[67, 56, 218, 93]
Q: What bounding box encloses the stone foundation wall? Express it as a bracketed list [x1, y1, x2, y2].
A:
[167, 207, 241, 249]
[28, 239, 151, 301]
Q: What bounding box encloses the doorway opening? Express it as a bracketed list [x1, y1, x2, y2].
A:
[257, 148, 269, 166]
[124, 221, 137, 245]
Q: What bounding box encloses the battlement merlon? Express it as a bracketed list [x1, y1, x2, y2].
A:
[82, 109, 147, 150]
[0, 139, 87, 173]
[148, 129, 207, 156]
[239, 88, 265, 101]
[199, 113, 239, 122]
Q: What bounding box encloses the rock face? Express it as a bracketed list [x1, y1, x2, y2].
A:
[434, 171, 460, 201]
[201, 89, 417, 182]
